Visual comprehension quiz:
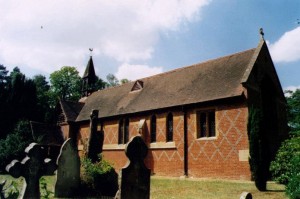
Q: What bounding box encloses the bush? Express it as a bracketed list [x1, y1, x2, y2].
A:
[270, 135, 300, 185]
[80, 155, 118, 197]
[286, 155, 300, 199]
[0, 120, 33, 171]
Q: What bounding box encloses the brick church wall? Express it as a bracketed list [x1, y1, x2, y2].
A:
[187, 103, 251, 180]
[77, 102, 251, 180]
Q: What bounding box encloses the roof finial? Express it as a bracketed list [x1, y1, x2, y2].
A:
[89, 48, 93, 57]
[259, 28, 264, 40]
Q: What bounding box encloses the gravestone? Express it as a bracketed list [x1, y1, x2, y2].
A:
[119, 135, 150, 199]
[87, 109, 104, 162]
[240, 192, 252, 199]
[6, 143, 57, 199]
[55, 138, 80, 198]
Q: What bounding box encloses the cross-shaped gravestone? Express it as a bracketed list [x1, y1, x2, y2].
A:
[119, 135, 150, 199]
[87, 109, 104, 163]
[6, 143, 57, 199]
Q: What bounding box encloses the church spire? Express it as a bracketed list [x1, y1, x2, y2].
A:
[82, 55, 97, 97]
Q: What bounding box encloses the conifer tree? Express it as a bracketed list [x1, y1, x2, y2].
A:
[248, 106, 268, 191]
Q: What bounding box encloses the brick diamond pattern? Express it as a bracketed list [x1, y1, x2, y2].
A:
[152, 115, 184, 162]
[188, 107, 246, 162]
[104, 124, 118, 144]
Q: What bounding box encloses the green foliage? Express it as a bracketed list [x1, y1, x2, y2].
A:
[0, 120, 33, 171]
[0, 67, 39, 138]
[286, 89, 300, 132]
[40, 177, 54, 199]
[247, 106, 267, 191]
[286, 155, 300, 199]
[106, 73, 119, 87]
[49, 66, 81, 105]
[33, 75, 53, 123]
[94, 76, 109, 90]
[1, 180, 20, 199]
[80, 155, 118, 197]
[120, 78, 130, 84]
[270, 89, 300, 198]
[0, 65, 8, 83]
[270, 134, 300, 185]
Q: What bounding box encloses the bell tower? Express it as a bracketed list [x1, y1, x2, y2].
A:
[82, 55, 97, 97]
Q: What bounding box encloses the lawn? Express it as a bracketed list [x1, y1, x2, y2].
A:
[0, 175, 287, 199]
[150, 177, 287, 199]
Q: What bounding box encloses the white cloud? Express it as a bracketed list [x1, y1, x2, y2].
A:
[115, 63, 163, 80]
[269, 27, 300, 63]
[0, 0, 211, 75]
[284, 85, 300, 97]
[284, 85, 300, 92]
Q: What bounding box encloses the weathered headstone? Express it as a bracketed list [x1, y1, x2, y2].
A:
[87, 109, 104, 162]
[55, 138, 80, 198]
[119, 135, 150, 199]
[240, 192, 252, 199]
[6, 143, 57, 199]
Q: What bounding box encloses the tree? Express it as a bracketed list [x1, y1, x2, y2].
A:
[270, 135, 300, 184]
[0, 65, 9, 103]
[120, 78, 130, 85]
[286, 89, 300, 133]
[49, 66, 81, 105]
[270, 89, 300, 197]
[0, 65, 9, 139]
[94, 76, 109, 90]
[0, 67, 38, 138]
[286, 155, 300, 199]
[0, 64, 8, 85]
[33, 75, 52, 122]
[248, 106, 268, 191]
[0, 120, 33, 170]
[106, 74, 119, 87]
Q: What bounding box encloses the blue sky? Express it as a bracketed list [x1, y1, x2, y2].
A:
[1, 0, 299, 90]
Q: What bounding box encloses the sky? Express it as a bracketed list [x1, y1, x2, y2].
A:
[1, 0, 299, 91]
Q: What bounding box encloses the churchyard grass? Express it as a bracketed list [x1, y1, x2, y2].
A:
[0, 175, 286, 199]
[150, 177, 287, 199]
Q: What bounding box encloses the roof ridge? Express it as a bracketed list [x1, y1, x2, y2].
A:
[140, 47, 256, 81]
[92, 47, 256, 95]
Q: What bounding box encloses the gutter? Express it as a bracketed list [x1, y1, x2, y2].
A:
[182, 106, 188, 176]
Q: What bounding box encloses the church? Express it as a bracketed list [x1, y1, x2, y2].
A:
[57, 38, 287, 180]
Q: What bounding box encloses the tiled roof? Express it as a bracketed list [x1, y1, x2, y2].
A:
[76, 42, 262, 122]
[59, 100, 84, 122]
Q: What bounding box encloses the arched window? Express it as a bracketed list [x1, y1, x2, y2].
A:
[124, 118, 129, 143]
[166, 113, 173, 142]
[150, 115, 156, 143]
[118, 119, 124, 144]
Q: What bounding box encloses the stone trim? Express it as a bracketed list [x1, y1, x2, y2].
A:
[196, 137, 217, 141]
[103, 144, 126, 150]
[149, 142, 176, 149]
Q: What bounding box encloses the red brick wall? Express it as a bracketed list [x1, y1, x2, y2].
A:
[187, 103, 251, 180]
[77, 102, 251, 180]
[78, 123, 89, 156]
[145, 112, 184, 176]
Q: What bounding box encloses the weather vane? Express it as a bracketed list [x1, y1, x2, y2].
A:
[89, 48, 93, 56]
[259, 28, 264, 40]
